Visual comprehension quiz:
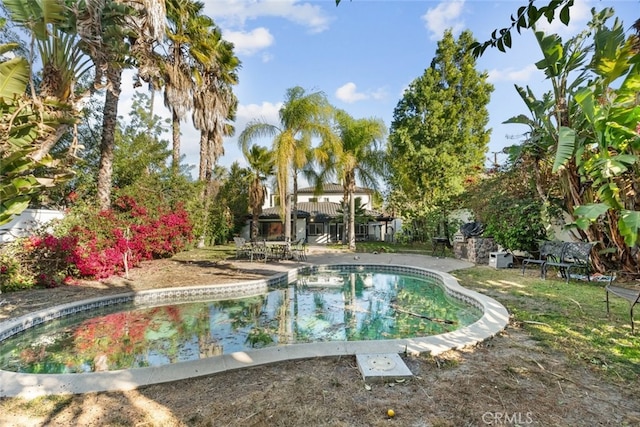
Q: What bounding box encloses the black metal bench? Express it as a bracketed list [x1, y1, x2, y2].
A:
[542, 242, 595, 282]
[521, 241, 565, 277]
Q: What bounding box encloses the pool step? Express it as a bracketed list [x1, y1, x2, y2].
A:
[356, 353, 413, 383]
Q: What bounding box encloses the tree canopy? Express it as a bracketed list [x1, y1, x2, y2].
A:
[387, 30, 493, 223]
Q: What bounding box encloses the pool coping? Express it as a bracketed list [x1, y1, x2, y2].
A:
[0, 264, 509, 398]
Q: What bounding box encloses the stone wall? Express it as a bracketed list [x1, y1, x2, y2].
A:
[454, 237, 497, 265]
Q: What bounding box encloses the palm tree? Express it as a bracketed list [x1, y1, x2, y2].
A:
[164, 0, 221, 173]
[193, 28, 240, 184]
[319, 110, 387, 250]
[190, 24, 240, 246]
[73, 0, 166, 210]
[238, 86, 333, 241]
[243, 145, 275, 240]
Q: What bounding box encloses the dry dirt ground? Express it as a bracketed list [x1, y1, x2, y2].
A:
[1, 258, 639, 427]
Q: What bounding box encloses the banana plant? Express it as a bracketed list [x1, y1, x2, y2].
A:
[0, 26, 75, 225]
[570, 20, 640, 248]
[507, 8, 640, 270]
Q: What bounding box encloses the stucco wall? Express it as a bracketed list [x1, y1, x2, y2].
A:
[0, 209, 65, 244]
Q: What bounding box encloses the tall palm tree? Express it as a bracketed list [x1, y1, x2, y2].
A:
[190, 24, 240, 246]
[243, 145, 275, 240]
[238, 86, 333, 241]
[319, 110, 387, 250]
[163, 0, 218, 173]
[74, 0, 166, 210]
[192, 25, 240, 184]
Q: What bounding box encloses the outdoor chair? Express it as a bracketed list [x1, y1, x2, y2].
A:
[233, 237, 250, 259]
[605, 272, 640, 333]
[521, 241, 564, 277]
[290, 239, 307, 261]
[542, 241, 595, 282]
[250, 240, 269, 262]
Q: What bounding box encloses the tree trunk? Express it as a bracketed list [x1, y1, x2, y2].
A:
[198, 132, 208, 182]
[348, 190, 356, 251]
[251, 212, 259, 240]
[291, 175, 298, 242]
[172, 108, 181, 173]
[96, 66, 122, 211]
[196, 132, 211, 248]
[284, 193, 291, 241]
[30, 123, 71, 162]
[342, 186, 349, 245]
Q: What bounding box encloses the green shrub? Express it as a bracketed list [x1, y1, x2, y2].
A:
[0, 241, 37, 292]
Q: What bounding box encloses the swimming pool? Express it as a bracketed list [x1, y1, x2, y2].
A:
[0, 264, 509, 397]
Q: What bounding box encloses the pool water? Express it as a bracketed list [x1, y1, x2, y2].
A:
[0, 270, 482, 374]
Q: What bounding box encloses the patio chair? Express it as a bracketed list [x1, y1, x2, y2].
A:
[605, 272, 640, 333]
[521, 241, 564, 277]
[233, 237, 250, 259]
[250, 240, 269, 262]
[542, 241, 595, 282]
[290, 239, 307, 261]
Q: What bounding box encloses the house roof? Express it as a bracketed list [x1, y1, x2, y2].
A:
[259, 202, 392, 222]
[297, 183, 371, 194]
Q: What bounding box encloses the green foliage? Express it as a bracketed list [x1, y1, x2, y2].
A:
[482, 198, 548, 253]
[0, 4, 81, 225]
[208, 163, 250, 244]
[333, 197, 373, 225]
[470, 0, 575, 57]
[387, 30, 493, 224]
[0, 241, 37, 291]
[507, 9, 640, 269]
[463, 166, 556, 253]
[0, 77, 75, 225]
[113, 93, 172, 188]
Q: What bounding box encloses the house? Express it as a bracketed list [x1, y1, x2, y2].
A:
[243, 183, 395, 244]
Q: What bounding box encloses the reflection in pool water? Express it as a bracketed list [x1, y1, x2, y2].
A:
[0, 269, 482, 374]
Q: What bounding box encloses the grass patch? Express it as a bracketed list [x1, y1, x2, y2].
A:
[172, 245, 236, 262]
[2, 395, 73, 417]
[452, 265, 640, 382]
[355, 241, 450, 257]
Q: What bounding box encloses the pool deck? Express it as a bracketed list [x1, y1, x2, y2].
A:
[0, 249, 508, 399]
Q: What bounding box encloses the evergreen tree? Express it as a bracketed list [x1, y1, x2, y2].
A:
[387, 29, 493, 239]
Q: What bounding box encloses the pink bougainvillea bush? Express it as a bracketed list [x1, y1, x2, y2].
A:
[0, 196, 193, 291]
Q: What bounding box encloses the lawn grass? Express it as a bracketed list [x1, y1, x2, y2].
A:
[355, 241, 448, 256]
[452, 265, 640, 383]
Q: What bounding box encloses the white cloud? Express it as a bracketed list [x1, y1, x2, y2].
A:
[206, 0, 332, 34]
[534, 0, 592, 36]
[335, 82, 386, 104]
[221, 101, 284, 167]
[223, 27, 274, 55]
[422, 0, 465, 40]
[487, 64, 541, 83]
[237, 101, 282, 125]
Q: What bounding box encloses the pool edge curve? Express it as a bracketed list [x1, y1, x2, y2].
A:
[0, 264, 509, 398]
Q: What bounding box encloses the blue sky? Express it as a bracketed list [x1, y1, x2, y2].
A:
[119, 0, 639, 176]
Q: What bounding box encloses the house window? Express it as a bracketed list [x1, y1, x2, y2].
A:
[324, 197, 330, 202]
[309, 197, 318, 203]
[307, 222, 324, 236]
[256, 222, 283, 240]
